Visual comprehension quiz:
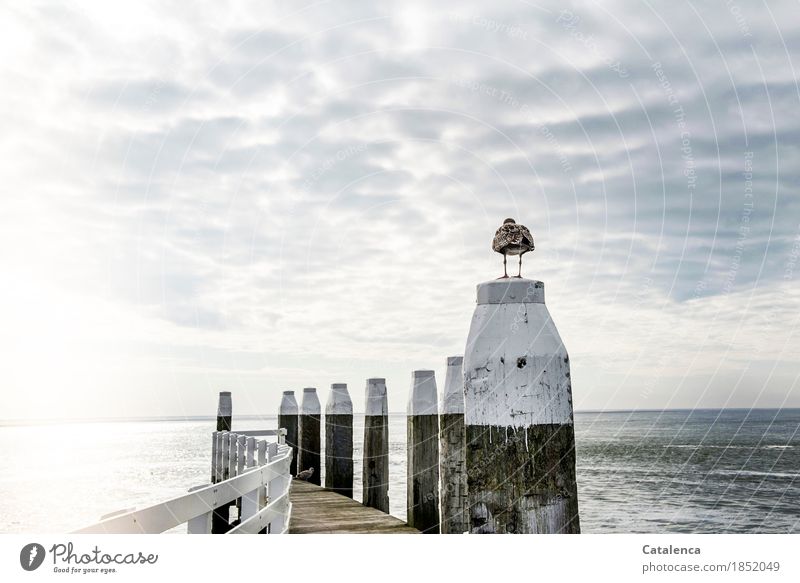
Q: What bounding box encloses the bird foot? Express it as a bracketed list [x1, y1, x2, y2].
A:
[497, 275, 510, 279]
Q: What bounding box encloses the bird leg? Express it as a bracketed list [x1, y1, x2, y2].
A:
[517, 253, 523, 278]
[501, 253, 508, 278]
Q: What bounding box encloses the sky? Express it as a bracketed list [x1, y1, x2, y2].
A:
[1, 0, 799, 420]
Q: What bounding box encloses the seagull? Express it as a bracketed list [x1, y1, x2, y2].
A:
[296, 467, 314, 481]
[492, 218, 534, 278]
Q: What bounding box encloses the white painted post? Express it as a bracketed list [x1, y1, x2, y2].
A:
[298, 388, 321, 485]
[246, 437, 256, 468]
[256, 440, 268, 534]
[257, 440, 267, 465]
[215, 433, 224, 482]
[407, 370, 440, 534]
[464, 278, 580, 533]
[213, 432, 232, 533]
[440, 355, 467, 534]
[363, 378, 389, 513]
[187, 484, 212, 534]
[228, 433, 237, 478]
[221, 433, 230, 480]
[211, 431, 219, 484]
[325, 383, 354, 498]
[237, 435, 247, 475]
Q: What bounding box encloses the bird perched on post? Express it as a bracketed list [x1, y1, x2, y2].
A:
[296, 467, 314, 481]
[492, 218, 534, 278]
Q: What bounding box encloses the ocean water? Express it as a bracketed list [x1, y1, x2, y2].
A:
[0, 409, 797, 533]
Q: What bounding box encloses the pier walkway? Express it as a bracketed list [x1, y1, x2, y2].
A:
[288, 480, 419, 534]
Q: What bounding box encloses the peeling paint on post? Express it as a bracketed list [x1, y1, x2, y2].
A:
[299, 388, 321, 485]
[464, 278, 580, 534]
[362, 378, 389, 513]
[216, 391, 232, 431]
[439, 356, 467, 534]
[325, 383, 353, 498]
[407, 370, 440, 534]
[279, 391, 299, 477]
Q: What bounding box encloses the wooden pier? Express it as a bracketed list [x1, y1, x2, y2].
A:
[76, 302, 581, 536]
[289, 480, 418, 534]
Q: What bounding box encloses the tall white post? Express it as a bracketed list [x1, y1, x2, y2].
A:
[463, 278, 580, 533]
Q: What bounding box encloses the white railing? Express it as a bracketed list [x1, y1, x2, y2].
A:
[74, 429, 293, 534]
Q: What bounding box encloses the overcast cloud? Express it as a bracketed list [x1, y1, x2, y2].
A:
[1, 0, 799, 419]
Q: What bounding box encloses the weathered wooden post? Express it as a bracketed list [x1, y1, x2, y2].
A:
[216, 391, 232, 431]
[279, 391, 299, 477]
[464, 278, 580, 533]
[212, 391, 233, 533]
[439, 355, 467, 534]
[298, 387, 321, 485]
[363, 378, 389, 513]
[325, 383, 353, 497]
[407, 370, 440, 533]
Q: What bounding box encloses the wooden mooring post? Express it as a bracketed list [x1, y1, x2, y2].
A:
[298, 387, 321, 485]
[325, 383, 353, 498]
[212, 391, 234, 533]
[279, 391, 299, 477]
[463, 278, 580, 533]
[216, 391, 232, 431]
[363, 378, 389, 513]
[407, 370, 440, 533]
[439, 355, 467, 534]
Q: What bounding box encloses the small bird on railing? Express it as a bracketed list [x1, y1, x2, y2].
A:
[296, 467, 315, 481]
[492, 218, 534, 278]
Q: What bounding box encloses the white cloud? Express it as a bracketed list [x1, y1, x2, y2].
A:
[1, 0, 798, 419]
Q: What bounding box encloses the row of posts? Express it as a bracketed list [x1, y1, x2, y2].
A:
[215, 278, 580, 534]
[214, 356, 466, 534]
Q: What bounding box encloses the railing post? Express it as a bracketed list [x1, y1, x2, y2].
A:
[246, 437, 256, 467]
[216, 391, 232, 431]
[237, 435, 247, 475]
[325, 383, 353, 498]
[363, 378, 389, 513]
[407, 370, 440, 533]
[439, 356, 467, 534]
[214, 432, 224, 483]
[266, 442, 280, 533]
[240, 438, 259, 525]
[213, 432, 232, 533]
[298, 388, 321, 485]
[187, 485, 212, 534]
[221, 433, 230, 480]
[464, 278, 580, 533]
[279, 391, 299, 476]
[211, 431, 219, 484]
[228, 433, 237, 479]
[257, 440, 268, 534]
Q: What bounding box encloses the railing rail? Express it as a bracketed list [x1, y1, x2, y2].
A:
[74, 429, 293, 534]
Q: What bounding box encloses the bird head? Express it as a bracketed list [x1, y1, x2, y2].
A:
[503, 218, 516, 224]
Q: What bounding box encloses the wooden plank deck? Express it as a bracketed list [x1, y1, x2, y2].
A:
[288, 480, 420, 534]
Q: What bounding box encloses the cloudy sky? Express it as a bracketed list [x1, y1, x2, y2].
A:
[1, 0, 799, 420]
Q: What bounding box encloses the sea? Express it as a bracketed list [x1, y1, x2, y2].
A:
[1, 409, 798, 534]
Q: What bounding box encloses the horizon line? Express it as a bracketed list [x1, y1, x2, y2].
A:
[2, 407, 798, 427]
